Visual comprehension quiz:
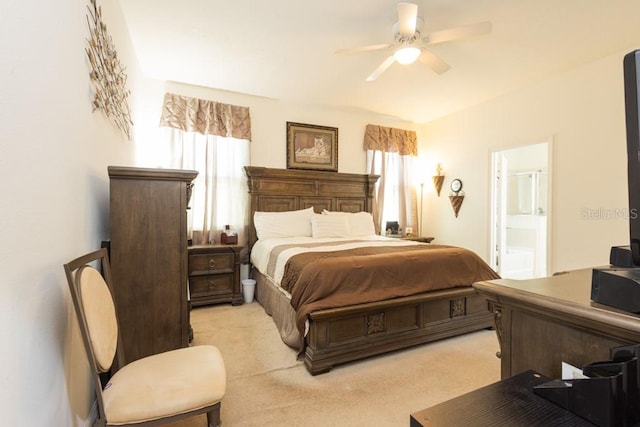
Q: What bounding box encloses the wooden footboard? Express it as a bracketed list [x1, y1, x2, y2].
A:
[304, 287, 493, 375]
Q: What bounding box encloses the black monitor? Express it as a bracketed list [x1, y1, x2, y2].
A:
[591, 50, 640, 313]
[624, 50, 640, 266]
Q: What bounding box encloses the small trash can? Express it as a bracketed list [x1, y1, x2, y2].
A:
[241, 279, 256, 303]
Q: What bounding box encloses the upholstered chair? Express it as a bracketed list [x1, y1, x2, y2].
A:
[64, 248, 226, 426]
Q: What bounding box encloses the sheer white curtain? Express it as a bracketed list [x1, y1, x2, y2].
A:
[158, 93, 252, 253]
[163, 128, 250, 249]
[366, 150, 417, 235]
[363, 124, 418, 236]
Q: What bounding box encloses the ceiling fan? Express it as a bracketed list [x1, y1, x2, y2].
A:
[336, 3, 492, 81]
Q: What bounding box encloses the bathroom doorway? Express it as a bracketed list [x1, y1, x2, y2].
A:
[490, 141, 552, 279]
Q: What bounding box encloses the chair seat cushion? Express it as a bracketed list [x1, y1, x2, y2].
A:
[102, 345, 226, 425]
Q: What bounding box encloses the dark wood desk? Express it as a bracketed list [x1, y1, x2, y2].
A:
[410, 370, 594, 426]
[473, 269, 640, 379]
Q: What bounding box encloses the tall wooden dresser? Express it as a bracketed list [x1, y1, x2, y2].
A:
[108, 166, 197, 363]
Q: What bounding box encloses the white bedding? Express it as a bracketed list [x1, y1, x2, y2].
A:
[250, 235, 423, 290]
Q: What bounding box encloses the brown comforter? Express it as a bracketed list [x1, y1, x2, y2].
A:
[280, 244, 500, 335]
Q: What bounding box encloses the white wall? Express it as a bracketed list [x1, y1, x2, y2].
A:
[0, 1, 138, 424]
[420, 51, 630, 273]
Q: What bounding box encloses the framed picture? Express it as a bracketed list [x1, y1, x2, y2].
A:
[385, 221, 399, 235]
[286, 122, 338, 172]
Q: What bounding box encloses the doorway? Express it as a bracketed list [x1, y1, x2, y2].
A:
[490, 141, 552, 279]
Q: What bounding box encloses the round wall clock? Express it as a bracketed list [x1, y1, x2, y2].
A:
[451, 178, 463, 193]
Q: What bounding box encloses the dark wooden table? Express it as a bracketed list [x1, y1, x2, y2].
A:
[473, 269, 640, 379]
[410, 370, 595, 426]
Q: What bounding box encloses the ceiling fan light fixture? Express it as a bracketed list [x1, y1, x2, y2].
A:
[394, 46, 421, 65]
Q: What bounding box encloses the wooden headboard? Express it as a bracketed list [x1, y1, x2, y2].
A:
[244, 166, 379, 249]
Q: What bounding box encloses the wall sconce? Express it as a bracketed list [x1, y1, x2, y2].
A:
[432, 163, 444, 196]
[449, 178, 465, 218]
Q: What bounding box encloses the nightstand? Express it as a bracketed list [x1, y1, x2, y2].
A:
[188, 244, 243, 306]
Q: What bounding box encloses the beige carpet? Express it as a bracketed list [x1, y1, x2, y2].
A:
[167, 302, 501, 427]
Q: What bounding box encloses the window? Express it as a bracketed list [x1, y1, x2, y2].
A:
[158, 93, 252, 249]
[363, 124, 418, 235]
[163, 128, 249, 246]
[366, 149, 417, 235]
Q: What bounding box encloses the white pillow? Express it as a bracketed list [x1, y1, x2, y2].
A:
[311, 213, 350, 238]
[322, 210, 377, 236]
[254, 207, 314, 240]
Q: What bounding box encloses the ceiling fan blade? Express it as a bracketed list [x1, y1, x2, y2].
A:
[418, 50, 451, 75]
[366, 56, 396, 82]
[422, 21, 492, 45]
[335, 43, 392, 55]
[397, 3, 418, 35]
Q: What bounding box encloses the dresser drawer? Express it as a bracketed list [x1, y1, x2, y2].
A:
[189, 252, 234, 275]
[189, 274, 234, 298]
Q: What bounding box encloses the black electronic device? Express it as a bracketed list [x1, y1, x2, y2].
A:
[625, 51, 640, 266]
[534, 343, 640, 427]
[592, 267, 640, 313]
[592, 50, 640, 312]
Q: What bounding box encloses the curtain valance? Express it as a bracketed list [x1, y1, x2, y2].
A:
[159, 93, 252, 141]
[363, 124, 417, 156]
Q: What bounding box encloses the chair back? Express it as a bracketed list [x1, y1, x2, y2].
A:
[76, 265, 118, 372]
[64, 248, 125, 423]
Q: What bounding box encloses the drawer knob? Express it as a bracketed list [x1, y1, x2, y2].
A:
[208, 259, 216, 268]
[208, 280, 216, 290]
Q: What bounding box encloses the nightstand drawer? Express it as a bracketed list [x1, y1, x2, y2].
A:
[189, 252, 234, 275]
[190, 274, 234, 298]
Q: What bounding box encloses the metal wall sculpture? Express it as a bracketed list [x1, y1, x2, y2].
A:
[85, 0, 133, 140]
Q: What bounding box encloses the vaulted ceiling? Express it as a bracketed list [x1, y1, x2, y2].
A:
[120, 0, 640, 123]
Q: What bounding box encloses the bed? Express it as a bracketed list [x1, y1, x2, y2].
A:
[244, 166, 499, 375]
